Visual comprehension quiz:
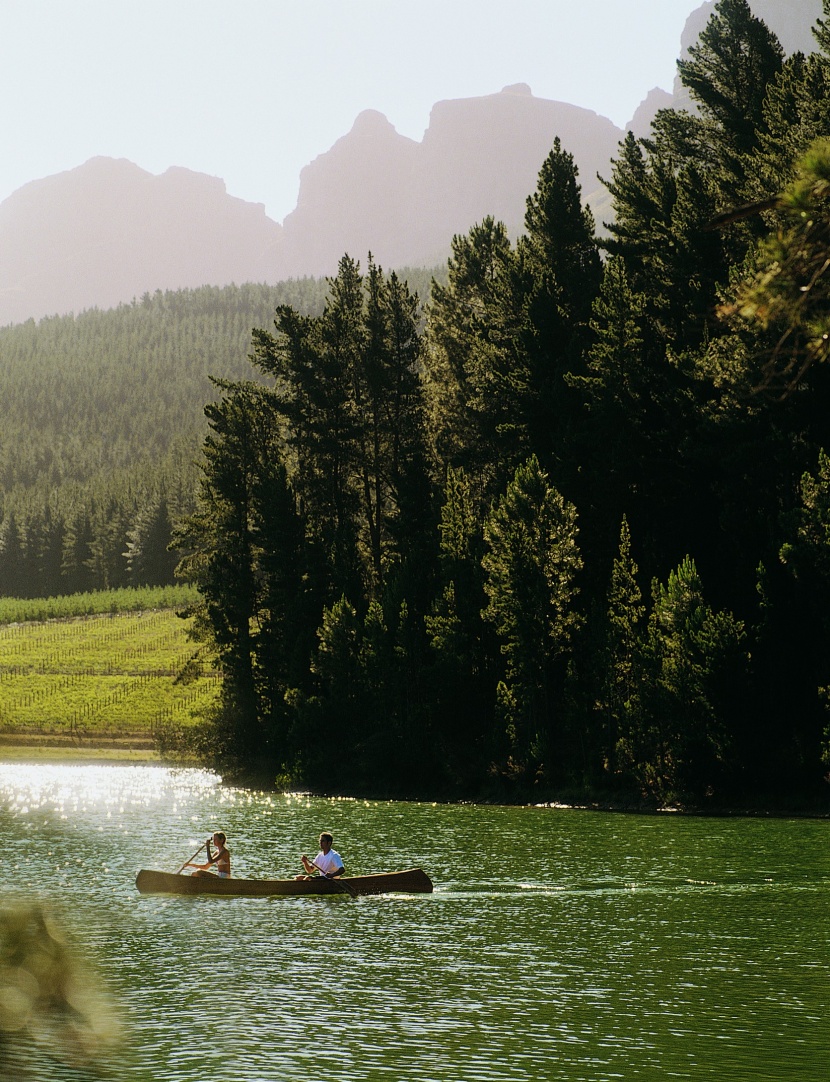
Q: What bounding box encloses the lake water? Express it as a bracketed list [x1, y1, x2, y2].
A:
[0, 763, 828, 1081]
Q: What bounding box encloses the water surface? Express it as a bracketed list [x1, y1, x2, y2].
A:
[1, 764, 828, 1081]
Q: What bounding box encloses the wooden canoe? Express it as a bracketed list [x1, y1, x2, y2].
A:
[135, 867, 433, 897]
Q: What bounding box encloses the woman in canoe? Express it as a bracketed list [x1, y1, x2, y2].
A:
[186, 832, 231, 878]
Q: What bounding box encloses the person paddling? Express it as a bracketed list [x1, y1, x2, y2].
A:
[187, 832, 231, 878]
[296, 832, 344, 880]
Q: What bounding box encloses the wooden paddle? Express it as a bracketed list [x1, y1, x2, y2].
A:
[175, 840, 207, 875]
[313, 861, 358, 898]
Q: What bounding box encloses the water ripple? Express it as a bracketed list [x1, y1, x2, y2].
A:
[0, 764, 828, 1082]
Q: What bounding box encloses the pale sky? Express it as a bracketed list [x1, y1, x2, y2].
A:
[0, 1, 701, 223]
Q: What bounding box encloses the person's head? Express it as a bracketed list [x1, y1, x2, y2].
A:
[319, 832, 333, 852]
[213, 832, 226, 847]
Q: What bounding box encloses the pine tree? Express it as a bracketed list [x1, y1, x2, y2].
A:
[677, 0, 784, 203]
[124, 494, 178, 586]
[815, 0, 830, 56]
[252, 257, 364, 600]
[603, 2, 784, 353]
[87, 498, 134, 591]
[423, 216, 513, 493]
[572, 258, 653, 553]
[482, 456, 582, 777]
[0, 514, 24, 597]
[426, 468, 497, 782]
[778, 446, 830, 772]
[297, 595, 364, 785]
[750, 51, 830, 203]
[253, 454, 312, 769]
[174, 382, 292, 778]
[61, 510, 97, 596]
[499, 139, 602, 483]
[599, 517, 645, 775]
[620, 557, 747, 802]
[520, 137, 602, 330]
[730, 139, 830, 391]
[253, 256, 430, 603]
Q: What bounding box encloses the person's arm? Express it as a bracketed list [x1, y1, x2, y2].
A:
[301, 854, 316, 875]
[188, 839, 219, 871]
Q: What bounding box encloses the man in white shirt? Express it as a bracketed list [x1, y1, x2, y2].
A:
[299, 832, 345, 879]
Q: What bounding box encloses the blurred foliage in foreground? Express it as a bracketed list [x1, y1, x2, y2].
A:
[0, 902, 122, 1079]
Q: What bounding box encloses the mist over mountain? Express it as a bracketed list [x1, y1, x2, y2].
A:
[0, 0, 822, 326]
[278, 85, 622, 277]
[0, 86, 623, 325]
[0, 158, 283, 326]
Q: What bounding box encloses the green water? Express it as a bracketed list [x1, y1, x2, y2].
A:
[0, 764, 828, 1081]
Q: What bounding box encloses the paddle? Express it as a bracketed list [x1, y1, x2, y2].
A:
[174, 840, 207, 876]
[313, 861, 358, 898]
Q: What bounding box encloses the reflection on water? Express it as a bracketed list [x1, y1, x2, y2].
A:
[1, 764, 829, 1081]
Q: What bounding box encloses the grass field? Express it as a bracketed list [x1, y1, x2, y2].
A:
[0, 594, 219, 760]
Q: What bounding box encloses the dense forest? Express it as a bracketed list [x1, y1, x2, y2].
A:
[170, 0, 830, 807]
[0, 273, 438, 598]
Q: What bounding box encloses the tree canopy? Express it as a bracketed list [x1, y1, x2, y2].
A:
[8, 2, 830, 808]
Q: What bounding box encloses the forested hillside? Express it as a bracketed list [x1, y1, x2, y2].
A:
[175, 0, 830, 807]
[0, 270, 439, 599]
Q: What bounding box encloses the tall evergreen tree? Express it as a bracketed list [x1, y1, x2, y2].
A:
[174, 381, 306, 779]
[87, 498, 134, 591]
[0, 514, 24, 597]
[498, 139, 602, 486]
[124, 494, 178, 586]
[426, 468, 497, 782]
[750, 50, 830, 203]
[677, 0, 784, 197]
[604, 2, 784, 350]
[290, 595, 387, 789]
[776, 445, 830, 773]
[253, 256, 430, 603]
[253, 454, 313, 770]
[482, 456, 582, 777]
[61, 510, 97, 596]
[730, 139, 830, 391]
[598, 516, 646, 777]
[423, 216, 513, 495]
[618, 557, 747, 802]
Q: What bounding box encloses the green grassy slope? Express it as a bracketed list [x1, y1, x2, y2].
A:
[0, 591, 217, 758]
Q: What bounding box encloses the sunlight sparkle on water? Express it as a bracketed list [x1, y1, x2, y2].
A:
[0, 764, 220, 822]
[0, 764, 826, 1082]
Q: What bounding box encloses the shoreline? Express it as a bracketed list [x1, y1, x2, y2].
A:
[0, 736, 160, 763]
[1, 742, 828, 819]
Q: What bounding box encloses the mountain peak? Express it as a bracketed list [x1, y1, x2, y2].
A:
[351, 109, 397, 136]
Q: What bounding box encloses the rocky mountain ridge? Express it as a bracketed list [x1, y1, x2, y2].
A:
[0, 0, 820, 326]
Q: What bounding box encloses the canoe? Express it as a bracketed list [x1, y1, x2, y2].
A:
[135, 867, 433, 897]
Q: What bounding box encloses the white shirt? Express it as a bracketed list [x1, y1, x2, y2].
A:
[313, 848, 344, 876]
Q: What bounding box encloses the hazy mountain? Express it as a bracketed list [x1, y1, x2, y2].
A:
[276, 109, 423, 278]
[0, 157, 283, 326]
[626, 88, 675, 139]
[0, 0, 823, 326]
[278, 84, 623, 277]
[0, 85, 623, 325]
